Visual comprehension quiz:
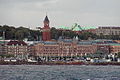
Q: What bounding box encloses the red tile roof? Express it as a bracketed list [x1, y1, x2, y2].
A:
[7, 40, 27, 46]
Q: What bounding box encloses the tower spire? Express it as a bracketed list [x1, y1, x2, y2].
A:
[42, 14, 51, 41]
[46, 12, 47, 16]
[44, 14, 49, 27]
[44, 15, 49, 22]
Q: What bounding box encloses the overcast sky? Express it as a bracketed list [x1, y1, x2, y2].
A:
[0, 0, 120, 29]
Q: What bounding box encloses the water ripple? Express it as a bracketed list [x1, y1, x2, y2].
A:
[0, 65, 120, 80]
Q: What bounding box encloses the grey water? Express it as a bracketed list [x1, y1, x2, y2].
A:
[0, 65, 120, 80]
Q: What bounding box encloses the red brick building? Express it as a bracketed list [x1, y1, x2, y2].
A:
[77, 45, 97, 56]
[42, 16, 51, 41]
[33, 40, 103, 57]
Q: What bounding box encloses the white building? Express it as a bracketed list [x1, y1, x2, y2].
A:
[96, 27, 120, 35]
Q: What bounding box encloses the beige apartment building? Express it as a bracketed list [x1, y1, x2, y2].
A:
[7, 40, 28, 59]
[96, 27, 120, 35]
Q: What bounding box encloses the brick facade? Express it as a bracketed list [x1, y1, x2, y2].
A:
[42, 16, 51, 41]
[33, 40, 111, 57]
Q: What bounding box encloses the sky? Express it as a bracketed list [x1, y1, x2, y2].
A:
[0, 0, 120, 29]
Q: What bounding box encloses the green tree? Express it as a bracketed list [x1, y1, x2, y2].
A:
[50, 27, 59, 40]
[117, 52, 120, 58]
[78, 32, 98, 40]
[15, 30, 24, 40]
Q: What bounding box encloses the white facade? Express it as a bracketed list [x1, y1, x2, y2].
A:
[96, 27, 120, 35]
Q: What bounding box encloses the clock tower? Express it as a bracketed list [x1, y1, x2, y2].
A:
[42, 15, 51, 41]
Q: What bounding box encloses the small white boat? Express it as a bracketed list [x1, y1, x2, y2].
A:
[27, 59, 37, 62]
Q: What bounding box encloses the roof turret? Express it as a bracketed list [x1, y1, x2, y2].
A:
[44, 16, 49, 22]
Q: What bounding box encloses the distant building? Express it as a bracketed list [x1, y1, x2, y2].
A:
[82, 29, 96, 34]
[96, 27, 120, 35]
[32, 39, 113, 57]
[0, 41, 3, 54]
[95, 44, 110, 54]
[7, 40, 28, 59]
[57, 23, 97, 34]
[1, 39, 120, 58]
[28, 44, 35, 56]
[77, 43, 96, 56]
[109, 44, 120, 53]
[34, 41, 59, 57]
[0, 41, 8, 55]
[41, 16, 51, 41]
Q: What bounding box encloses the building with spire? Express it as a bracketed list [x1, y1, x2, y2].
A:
[42, 15, 51, 41]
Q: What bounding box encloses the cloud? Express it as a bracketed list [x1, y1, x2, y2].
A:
[0, 0, 120, 29]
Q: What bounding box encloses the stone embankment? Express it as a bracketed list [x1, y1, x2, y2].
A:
[0, 61, 120, 65]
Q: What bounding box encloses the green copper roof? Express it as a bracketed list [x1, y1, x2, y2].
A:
[72, 26, 81, 31]
[71, 23, 82, 31]
[57, 23, 97, 31]
[109, 43, 120, 46]
[0, 37, 3, 40]
[57, 26, 70, 30]
[82, 26, 97, 30]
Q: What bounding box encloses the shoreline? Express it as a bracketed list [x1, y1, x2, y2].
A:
[0, 61, 120, 65]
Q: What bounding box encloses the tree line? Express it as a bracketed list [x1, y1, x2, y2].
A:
[51, 27, 120, 40]
[0, 25, 41, 41]
[50, 27, 98, 40]
[0, 25, 97, 41]
[0, 25, 120, 41]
